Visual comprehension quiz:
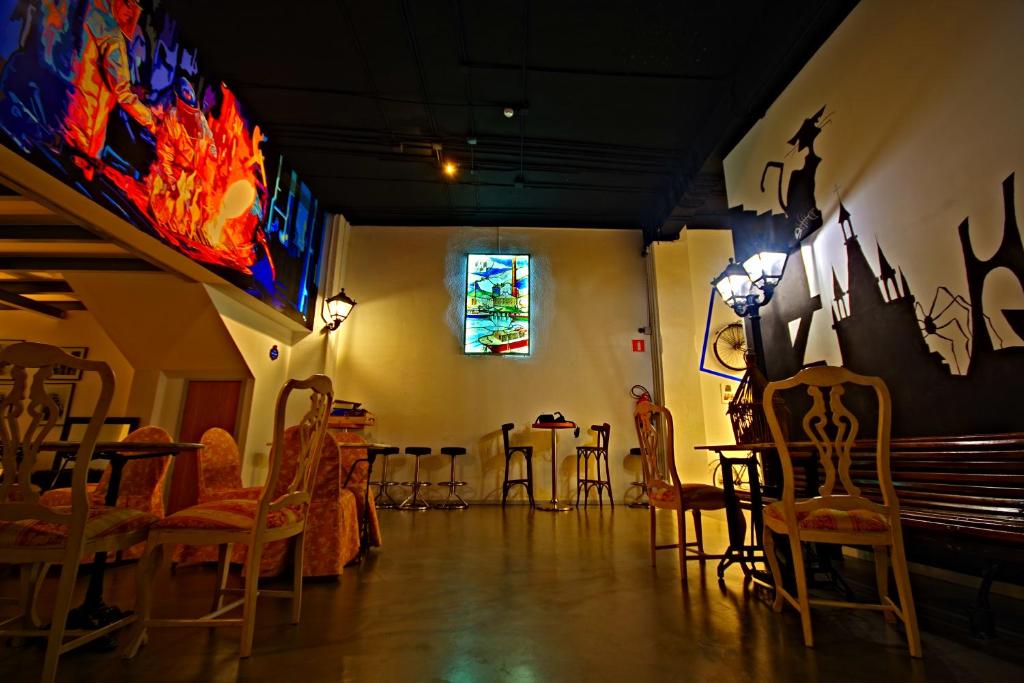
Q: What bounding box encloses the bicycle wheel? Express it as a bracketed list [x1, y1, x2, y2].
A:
[713, 322, 747, 371]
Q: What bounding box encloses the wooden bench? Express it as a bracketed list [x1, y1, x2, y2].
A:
[848, 433, 1024, 636]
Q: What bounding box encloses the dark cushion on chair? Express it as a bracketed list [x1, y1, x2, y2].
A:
[369, 446, 400, 456]
[405, 446, 431, 456]
[440, 446, 466, 456]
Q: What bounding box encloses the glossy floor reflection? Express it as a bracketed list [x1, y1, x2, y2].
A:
[1, 506, 1021, 682]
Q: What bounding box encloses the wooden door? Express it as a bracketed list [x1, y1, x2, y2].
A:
[167, 379, 243, 514]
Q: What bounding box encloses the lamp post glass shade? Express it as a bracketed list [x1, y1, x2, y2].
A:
[323, 289, 356, 330]
[742, 250, 788, 291]
[712, 259, 756, 312]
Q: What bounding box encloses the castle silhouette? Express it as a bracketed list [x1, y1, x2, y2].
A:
[775, 175, 1022, 436]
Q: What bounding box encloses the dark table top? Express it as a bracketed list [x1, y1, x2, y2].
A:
[39, 441, 204, 459]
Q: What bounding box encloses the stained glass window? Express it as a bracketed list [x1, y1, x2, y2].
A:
[464, 254, 530, 355]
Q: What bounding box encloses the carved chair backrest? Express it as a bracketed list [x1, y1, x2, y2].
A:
[763, 365, 897, 517]
[0, 342, 114, 541]
[633, 401, 681, 494]
[258, 375, 333, 526]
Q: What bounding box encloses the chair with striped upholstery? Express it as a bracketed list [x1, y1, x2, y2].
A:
[633, 400, 741, 583]
[0, 342, 156, 683]
[761, 366, 921, 657]
[125, 374, 333, 659]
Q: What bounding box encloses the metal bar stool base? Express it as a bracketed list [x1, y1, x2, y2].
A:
[434, 499, 469, 510]
[374, 482, 400, 510]
[626, 480, 650, 508]
[398, 483, 431, 511]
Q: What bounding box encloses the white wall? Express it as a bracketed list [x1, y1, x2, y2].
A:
[337, 226, 654, 503]
[652, 230, 739, 484]
[723, 0, 1024, 369]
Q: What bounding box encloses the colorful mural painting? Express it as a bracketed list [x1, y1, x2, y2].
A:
[0, 0, 323, 325]
[464, 254, 530, 355]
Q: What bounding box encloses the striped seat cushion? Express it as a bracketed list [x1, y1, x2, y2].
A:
[154, 499, 302, 532]
[198, 486, 263, 503]
[0, 506, 156, 549]
[649, 481, 727, 510]
[765, 503, 890, 533]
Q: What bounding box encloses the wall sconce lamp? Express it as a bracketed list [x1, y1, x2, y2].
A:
[322, 288, 356, 332]
[712, 248, 790, 376]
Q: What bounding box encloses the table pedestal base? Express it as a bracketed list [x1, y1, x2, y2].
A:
[537, 501, 572, 512]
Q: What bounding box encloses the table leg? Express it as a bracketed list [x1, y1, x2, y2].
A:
[538, 429, 571, 512]
[360, 459, 375, 559]
[715, 452, 770, 584]
[65, 455, 130, 648]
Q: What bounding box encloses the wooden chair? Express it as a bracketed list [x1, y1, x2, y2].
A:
[761, 366, 922, 657]
[500, 423, 535, 507]
[195, 427, 261, 503]
[575, 423, 613, 506]
[125, 374, 333, 659]
[633, 400, 739, 583]
[0, 342, 156, 683]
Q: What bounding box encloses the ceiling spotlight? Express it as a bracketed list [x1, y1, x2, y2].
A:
[503, 107, 515, 119]
[444, 161, 458, 177]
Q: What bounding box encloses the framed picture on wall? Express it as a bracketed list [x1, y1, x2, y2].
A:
[0, 340, 25, 379]
[50, 347, 88, 381]
[42, 383, 75, 425]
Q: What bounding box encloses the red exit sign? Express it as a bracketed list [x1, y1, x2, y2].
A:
[632, 339, 646, 353]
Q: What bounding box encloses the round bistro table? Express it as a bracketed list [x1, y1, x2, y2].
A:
[531, 422, 576, 512]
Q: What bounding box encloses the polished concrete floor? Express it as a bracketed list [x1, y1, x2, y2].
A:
[2, 506, 1022, 682]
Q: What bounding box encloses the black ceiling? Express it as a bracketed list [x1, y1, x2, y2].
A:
[164, 0, 856, 238]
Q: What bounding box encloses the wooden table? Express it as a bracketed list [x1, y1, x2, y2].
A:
[41, 440, 203, 637]
[532, 422, 576, 512]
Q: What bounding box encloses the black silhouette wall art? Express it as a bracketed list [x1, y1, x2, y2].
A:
[828, 177, 1019, 435]
[760, 105, 829, 242]
[730, 105, 1022, 437]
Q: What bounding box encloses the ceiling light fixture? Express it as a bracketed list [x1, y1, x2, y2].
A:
[444, 161, 458, 177]
[503, 107, 515, 119]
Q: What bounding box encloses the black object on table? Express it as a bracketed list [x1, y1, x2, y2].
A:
[41, 440, 201, 646]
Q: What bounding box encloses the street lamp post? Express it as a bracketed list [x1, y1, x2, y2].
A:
[712, 248, 790, 378]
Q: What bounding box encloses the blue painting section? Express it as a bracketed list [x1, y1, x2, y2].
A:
[0, 0, 324, 327]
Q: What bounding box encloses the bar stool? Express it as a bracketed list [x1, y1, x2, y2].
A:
[372, 446, 401, 509]
[399, 446, 432, 510]
[501, 423, 535, 507]
[626, 447, 650, 508]
[575, 423, 613, 507]
[435, 447, 469, 510]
